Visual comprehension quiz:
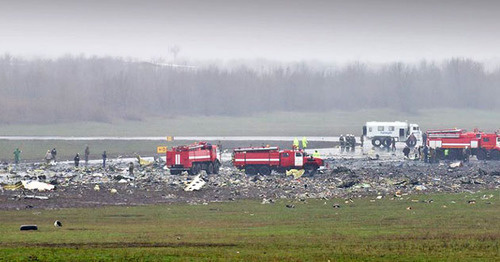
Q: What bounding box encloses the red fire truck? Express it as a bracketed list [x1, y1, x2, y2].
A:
[232, 146, 324, 176]
[426, 129, 500, 160]
[166, 142, 221, 175]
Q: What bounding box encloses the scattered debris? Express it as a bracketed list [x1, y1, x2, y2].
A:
[54, 220, 62, 227]
[0, 152, 498, 210]
[285, 204, 295, 208]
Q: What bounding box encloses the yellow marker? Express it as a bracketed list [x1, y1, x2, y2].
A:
[157, 146, 168, 154]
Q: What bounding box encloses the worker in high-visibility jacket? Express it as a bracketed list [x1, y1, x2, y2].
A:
[312, 150, 321, 158]
[302, 136, 308, 149]
[293, 138, 299, 149]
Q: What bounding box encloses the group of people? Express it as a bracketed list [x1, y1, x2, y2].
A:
[339, 134, 356, 153]
[12, 145, 108, 168]
[44, 148, 58, 164]
[293, 137, 308, 150]
[402, 144, 470, 163]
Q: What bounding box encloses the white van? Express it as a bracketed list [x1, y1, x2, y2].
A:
[363, 121, 422, 147]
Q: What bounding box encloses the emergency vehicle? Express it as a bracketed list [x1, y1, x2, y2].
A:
[232, 146, 324, 176]
[363, 121, 422, 147]
[426, 129, 500, 160]
[166, 142, 221, 175]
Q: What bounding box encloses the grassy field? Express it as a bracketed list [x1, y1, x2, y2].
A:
[0, 191, 498, 261]
[0, 108, 498, 137]
[1, 108, 498, 161]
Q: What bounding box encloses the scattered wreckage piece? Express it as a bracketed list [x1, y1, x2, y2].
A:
[184, 175, 206, 191]
[24, 195, 49, 200]
[22, 181, 55, 191]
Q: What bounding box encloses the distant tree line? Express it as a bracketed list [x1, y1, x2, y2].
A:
[0, 54, 498, 124]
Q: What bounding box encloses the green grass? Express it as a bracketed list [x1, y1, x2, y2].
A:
[0, 191, 498, 261]
[0, 108, 498, 137]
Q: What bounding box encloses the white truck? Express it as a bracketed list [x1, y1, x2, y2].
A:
[362, 121, 422, 147]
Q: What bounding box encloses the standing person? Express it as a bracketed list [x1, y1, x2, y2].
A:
[423, 146, 429, 163]
[313, 150, 321, 158]
[293, 137, 299, 150]
[350, 135, 356, 152]
[45, 150, 53, 164]
[339, 135, 345, 153]
[74, 153, 80, 167]
[422, 132, 427, 147]
[429, 148, 436, 163]
[444, 149, 449, 160]
[102, 151, 107, 168]
[463, 147, 470, 163]
[345, 135, 351, 152]
[128, 162, 134, 176]
[360, 135, 364, 148]
[403, 146, 410, 158]
[391, 138, 396, 151]
[13, 148, 21, 165]
[51, 148, 57, 163]
[301, 137, 308, 150]
[84, 145, 90, 166]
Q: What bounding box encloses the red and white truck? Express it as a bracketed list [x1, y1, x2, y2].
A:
[426, 129, 500, 160]
[166, 142, 221, 175]
[232, 146, 324, 176]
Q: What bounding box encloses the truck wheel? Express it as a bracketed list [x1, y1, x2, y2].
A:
[372, 138, 382, 147]
[406, 139, 416, 147]
[189, 164, 201, 175]
[170, 170, 181, 175]
[214, 161, 220, 174]
[206, 163, 214, 174]
[476, 149, 487, 160]
[259, 166, 271, 176]
[490, 150, 500, 160]
[382, 138, 392, 148]
[245, 166, 257, 175]
[304, 165, 317, 177]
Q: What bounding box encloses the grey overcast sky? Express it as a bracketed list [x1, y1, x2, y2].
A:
[0, 0, 499, 62]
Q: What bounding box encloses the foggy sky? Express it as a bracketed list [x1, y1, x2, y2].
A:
[1, 0, 499, 62]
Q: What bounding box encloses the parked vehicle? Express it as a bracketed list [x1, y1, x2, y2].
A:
[426, 129, 500, 160]
[166, 142, 220, 175]
[232, 146, 324, 176]
[363, 121, 422, 147]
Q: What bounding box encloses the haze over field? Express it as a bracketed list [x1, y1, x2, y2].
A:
[0, 1, 499, 125]
[1, 0, 500, 63]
